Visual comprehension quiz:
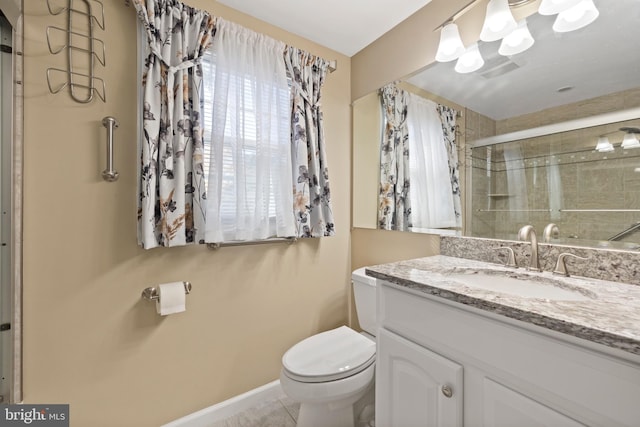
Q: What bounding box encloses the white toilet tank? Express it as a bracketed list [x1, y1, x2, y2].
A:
[352, 268, 378, 337]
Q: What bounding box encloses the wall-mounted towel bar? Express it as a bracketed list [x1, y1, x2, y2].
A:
[142, 282, 192, 301]
[207, 236, 297, 249]
[476, 209, 552, 213]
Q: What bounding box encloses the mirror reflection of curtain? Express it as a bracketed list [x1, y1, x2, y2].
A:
[437, 105, 462, 227]
[378, 84, 410, 231]
[407, 94, 457, 229]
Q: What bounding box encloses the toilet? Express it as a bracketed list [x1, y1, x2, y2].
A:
[280, 268, 377, 427]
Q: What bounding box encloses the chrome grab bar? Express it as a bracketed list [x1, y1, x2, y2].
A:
[101, 116, 119, 182]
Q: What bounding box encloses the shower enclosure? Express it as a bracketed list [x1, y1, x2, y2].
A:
[0, 4, 22, 403]
[469, 112, 640, 250]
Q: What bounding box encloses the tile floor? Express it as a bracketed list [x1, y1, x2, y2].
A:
[208, 392, 300, 427]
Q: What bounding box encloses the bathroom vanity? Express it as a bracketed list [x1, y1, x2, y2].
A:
[366, 256, 640, 427]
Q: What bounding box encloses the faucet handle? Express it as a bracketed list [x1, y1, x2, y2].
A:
[553, 253, 589, 277]
[493, 247, 517, 268]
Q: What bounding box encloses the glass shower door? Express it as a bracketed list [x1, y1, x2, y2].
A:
[0, 11, 12, 403]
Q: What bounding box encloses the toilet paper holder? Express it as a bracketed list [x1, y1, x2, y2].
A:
[141, 282, 192, 301]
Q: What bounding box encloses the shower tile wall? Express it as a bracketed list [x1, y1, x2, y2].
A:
[466, 109, 496, 238]
[470, 87, 640, 245]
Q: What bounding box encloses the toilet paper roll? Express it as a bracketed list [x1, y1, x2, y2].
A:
[156, 282, 186, 316]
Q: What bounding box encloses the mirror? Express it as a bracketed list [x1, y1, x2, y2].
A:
[352, 0, 640, 250]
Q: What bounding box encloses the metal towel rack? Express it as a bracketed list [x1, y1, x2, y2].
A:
[207, 237, 297, 249]
[46, 0, 106, 103]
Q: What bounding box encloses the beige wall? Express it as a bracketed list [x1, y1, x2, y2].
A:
[22, 2, 350, 426]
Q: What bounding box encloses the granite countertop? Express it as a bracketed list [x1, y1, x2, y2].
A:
[366, 255, 640, 357]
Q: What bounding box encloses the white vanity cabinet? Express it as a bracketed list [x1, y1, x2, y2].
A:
[376, 281, 640, 427]
[377, 327, 463, 427]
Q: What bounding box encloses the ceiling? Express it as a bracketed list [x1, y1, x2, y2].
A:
[406, 0, 640, 120]
[215, 0, 433, 57]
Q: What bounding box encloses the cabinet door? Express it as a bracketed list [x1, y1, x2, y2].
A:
[377, 328, 463, 427]
[483, 378, 586, 427]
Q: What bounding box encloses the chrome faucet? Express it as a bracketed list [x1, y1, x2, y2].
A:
[542, 223, 559, 243]
[518, 225, 540, 271]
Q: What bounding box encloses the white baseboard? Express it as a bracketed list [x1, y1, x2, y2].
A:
[162, 380, 283, 427]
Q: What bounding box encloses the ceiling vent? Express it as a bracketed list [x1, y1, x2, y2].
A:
[478, 56, 522, 79]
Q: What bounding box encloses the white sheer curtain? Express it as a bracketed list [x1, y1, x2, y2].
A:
[204, 19, 295, 243]
[407, 93, 457, 229]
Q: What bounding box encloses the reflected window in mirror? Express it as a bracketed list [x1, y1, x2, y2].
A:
[377, 83, 462, 234]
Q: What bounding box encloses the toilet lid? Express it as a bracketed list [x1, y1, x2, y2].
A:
[282, 326, 376, 383]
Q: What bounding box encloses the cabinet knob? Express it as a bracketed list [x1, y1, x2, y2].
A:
[441, 384, 453, 398]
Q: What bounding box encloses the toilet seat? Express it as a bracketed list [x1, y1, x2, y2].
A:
[282, 326, 376, 383]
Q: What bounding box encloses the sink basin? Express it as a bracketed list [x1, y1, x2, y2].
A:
[446, 269, 594, 301]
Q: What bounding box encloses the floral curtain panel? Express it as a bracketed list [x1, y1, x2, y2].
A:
[378, 83, 411, 231]
[134, 0, 214, 248]
[436, 104, 462, 226]
[284, 48, 335, 237]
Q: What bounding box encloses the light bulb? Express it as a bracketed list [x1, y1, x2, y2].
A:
[538, 0, 582, 15]
[553, 0, 599, 32]
[480, 0, 518, 42]
[622, 133, 640, 149]
[435, 23, 465, 62]
[455, 43, 484, 74]
[595, 136, 614, 152]
[499, 19, 535, 56]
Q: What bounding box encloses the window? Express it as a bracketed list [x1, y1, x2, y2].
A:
[200, 24, 296, 243]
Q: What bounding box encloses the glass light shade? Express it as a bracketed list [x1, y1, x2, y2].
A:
[499, 19, 535, 56]
[538, 0, 582, 15]
[480, 0, 518, 42]
[553, 0, 599, 33]
[455, 43, 485, 74]
[435, 23, 466, 62]
[595, 136, 614, 152]
[622, 133, 640, 149]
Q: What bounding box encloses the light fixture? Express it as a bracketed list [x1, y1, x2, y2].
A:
[538, 0, 582, 15]
[595, 136, 614, 152]
[480, 0, 518, 42]
[499, 19, 535, 56]
[553, 0, 599, 33]
[435, 22, 466, 62]
[455, 43, 485, 74]
[622, 132, 640, 149]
